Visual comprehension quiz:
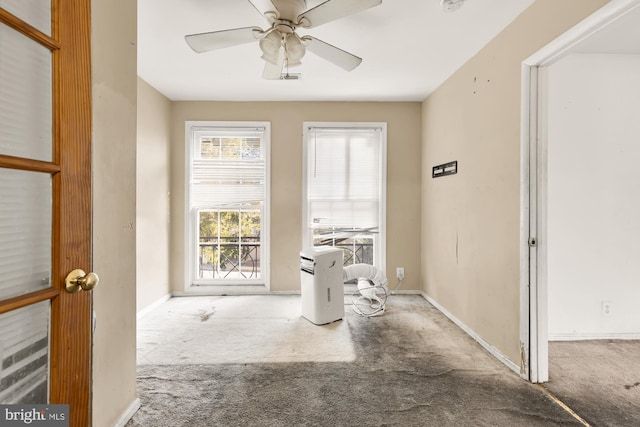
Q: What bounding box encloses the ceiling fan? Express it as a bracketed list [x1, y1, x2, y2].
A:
[185, 0, 383, 79]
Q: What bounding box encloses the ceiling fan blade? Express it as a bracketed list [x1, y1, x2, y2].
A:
[185, 27, 262, 53]
[298, 0, 382, 28]
[262, 47, 285, 79]
[248, 0, 278, 19]
[303, 36, 362, 71]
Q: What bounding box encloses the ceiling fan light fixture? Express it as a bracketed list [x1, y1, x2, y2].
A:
[440, 0, 465, 13]
[261, 51, 280, 65]
[259, 30, 283, 63]
[285, 33, 306, 64]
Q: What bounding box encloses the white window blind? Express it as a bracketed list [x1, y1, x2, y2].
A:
[306, 127, 383, 230]
[0, 1, 51, 35]
[190, 127, 266, 209]
[0, 23, 52, 162]
[0, 169, 51, 299]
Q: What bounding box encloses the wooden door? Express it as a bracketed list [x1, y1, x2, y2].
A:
[0, 1, 92, 426]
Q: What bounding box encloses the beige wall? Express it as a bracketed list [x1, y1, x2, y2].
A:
[137, 78, 172, 311]
[421, 0, 609, 364]
[170, 102, 422, 292]
[92, 0, 138, 425]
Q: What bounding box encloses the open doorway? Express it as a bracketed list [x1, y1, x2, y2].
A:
[522, 0, 640, 423]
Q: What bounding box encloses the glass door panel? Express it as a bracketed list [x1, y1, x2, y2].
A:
[0, 300, 50, 403]
[0, 22, 52, 162]
[0, 1, 51, 35]
[0, 168, 52, 300]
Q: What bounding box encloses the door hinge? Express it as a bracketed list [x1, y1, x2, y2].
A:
[528, 237, 537, 247]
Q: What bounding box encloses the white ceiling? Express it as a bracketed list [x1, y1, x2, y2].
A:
[138, 0, 535, 101]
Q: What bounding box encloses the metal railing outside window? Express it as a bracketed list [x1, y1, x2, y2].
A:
[197, 208, 262, 280]
[198, 236, 261, 279]
[313, 228, 374, 266]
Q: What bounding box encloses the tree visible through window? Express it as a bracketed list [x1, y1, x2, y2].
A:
[198, 210, 261, 279]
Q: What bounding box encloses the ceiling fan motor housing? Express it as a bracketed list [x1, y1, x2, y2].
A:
[271, 0, 308, 22]
[275, 21, 296, 34]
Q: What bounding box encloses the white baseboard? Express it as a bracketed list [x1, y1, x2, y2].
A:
[421, 293, 521, 375]
[549, 332, 640, 341]
[112, 398, 140, 427]
[137, 294, 171, 320]
[389, 290, 422, 295]
[171, 289, 424, 297]
[172, 289, 297, 296]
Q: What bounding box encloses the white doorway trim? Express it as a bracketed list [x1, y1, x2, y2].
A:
[520, 0, 640, 383]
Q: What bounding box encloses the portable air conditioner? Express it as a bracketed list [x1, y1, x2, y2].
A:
[299, 247, 344, 325]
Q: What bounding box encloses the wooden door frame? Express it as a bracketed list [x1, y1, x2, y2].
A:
[519, 0, 640, 383]
[51, 0, 93, 424]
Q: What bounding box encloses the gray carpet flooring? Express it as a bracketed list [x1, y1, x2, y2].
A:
[547, 340, 640, 427]
[127, 295, 580, 426]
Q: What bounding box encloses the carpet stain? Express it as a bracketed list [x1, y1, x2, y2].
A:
[624, 382, 640, 390]
[199, 308, 215, 322]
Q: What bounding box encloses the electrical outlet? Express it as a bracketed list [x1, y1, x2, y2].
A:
[601, 301, 612, 317]
[396, 267, 405, 281]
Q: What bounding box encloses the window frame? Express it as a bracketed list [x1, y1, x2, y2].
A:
[185, 121, 270, 288]
[302, 122, 387, 270]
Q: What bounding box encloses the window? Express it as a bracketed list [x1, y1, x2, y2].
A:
[303, 123, 386, 269]
[186, 122, 270, 286]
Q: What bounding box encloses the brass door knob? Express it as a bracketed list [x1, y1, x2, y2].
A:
[65, 269, 99, 293]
